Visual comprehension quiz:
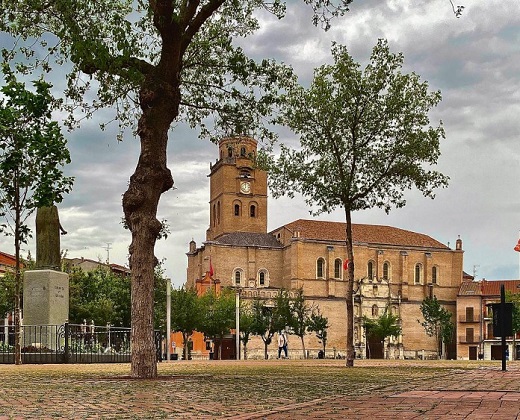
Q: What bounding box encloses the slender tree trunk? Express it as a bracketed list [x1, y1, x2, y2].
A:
[344, 206, 355, 367]
[300, 335, 306, 359]
[123, 72, 177, 378]
[14, 175, 22, 365]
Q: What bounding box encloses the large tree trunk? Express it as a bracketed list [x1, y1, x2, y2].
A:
[123, 72, 177, 378]
[344, 207, 355, 367]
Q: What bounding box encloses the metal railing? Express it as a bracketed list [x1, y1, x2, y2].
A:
[0, 323, 160, 364]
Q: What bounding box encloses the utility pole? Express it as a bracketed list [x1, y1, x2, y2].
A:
[104, 242, 112, 264]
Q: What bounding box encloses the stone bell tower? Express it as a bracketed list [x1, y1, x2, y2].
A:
[206, 136, 268, 241]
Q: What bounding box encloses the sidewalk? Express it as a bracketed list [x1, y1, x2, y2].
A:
[239, 366, 520, 419]
[0, 360, 519, 419]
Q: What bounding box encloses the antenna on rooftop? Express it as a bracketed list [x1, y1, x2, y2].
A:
[473, 264, 480, 280]
[104, 242, 112, 264]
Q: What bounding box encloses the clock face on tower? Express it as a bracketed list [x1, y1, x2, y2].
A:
[240, 181, 251, 194]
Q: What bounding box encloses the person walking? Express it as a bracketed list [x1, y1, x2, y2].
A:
[278, 331, 288, 359]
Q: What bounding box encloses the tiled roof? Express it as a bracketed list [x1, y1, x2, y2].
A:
[459, 281, 482, 296]
[278, 219, 449, 249]
[482, 279, 520, 296]
[214, 232, 283, 248]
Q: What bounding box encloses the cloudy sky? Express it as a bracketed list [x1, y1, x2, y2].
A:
[1, 0, 519, 287]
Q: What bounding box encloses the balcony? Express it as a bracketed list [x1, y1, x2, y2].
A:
[458, 315, 481, 323]
[458, 335, 481, 344]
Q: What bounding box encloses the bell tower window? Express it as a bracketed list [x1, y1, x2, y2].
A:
[250, 204, 256, 217]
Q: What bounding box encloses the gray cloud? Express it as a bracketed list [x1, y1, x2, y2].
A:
[1, 0, 519, 286]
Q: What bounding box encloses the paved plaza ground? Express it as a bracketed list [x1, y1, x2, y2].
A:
[1, 359, 520, 419]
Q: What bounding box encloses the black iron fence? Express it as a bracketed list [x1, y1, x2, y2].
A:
[0, 323, 161, 364]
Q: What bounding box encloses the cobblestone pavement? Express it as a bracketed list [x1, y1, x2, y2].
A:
[0, 360, 520, 419]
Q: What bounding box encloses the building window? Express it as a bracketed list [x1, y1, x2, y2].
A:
[250, 205, 256, 217]
[234, 204, 240, 216]
[466, 327, 474, 343]
[383, 262, 390, 280]
[217, 201, 220, 224]
[367, 260, 374, 280]
[466, 307, 474, 322]
[258, 270, 269, 287]
[372, 305, 379, 317]
[414, 264, 422, 284]
[240, 147, 246, 156]
[234, 270, 242, 286]
[316, 258, 325, 278]
[373, 285, 378, 296]
[432, 266, 438, 284]
[334, 259, 342, 279]
[227, 146, 233, 157]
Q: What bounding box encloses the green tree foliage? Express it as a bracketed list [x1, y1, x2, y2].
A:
[67, 264, 167, 330]
[250, 299, 276, 360]
[0, 0, 353, 378]
[68, 267, 131, 327]
[418, 296, 454, 358]
[198, 289, 235, 360]
[1, 0, 353, 379]
[307, 309, 330, 357]
[363, 308, 401, 359]
[239, 300, 256, 360]
[0, 65, 73, 364]
[249, 291, 294, 359]
[505, 291, 520, 360]
[0, 272, 15, 320]
[170, 287, 200, 360]
[268, 40, 448, 367]
[288, 289, 312, 359]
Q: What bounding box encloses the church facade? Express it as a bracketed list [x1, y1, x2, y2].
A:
[186, 136, 464, 359]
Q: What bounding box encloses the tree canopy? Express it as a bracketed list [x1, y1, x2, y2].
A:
[0, 0, 353, 378]
[0, 66, 73, 364]
[268, 39, 448, 367]
[418, 295, 454, 358]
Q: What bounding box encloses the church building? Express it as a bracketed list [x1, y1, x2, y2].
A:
[186, 136, 464, 359]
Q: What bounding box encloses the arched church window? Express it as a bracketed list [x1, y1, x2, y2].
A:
[334, 258, 342, 279]
[414, 263, 423, 284]
[234, 269, 242, 286]
[250, 204, 256, 217]
[240, 147, 246, 156]
[383, 262, 390, 280]
[316, 258, 325, 278]
[367, 260, 375, 280]
[234, 203, 240, 216]
[432, 266, 438, 284]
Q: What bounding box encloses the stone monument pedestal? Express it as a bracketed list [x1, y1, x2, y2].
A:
[23, 270, 69, 350]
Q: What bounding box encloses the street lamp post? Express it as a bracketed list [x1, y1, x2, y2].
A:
[166, 279, 171, 362]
